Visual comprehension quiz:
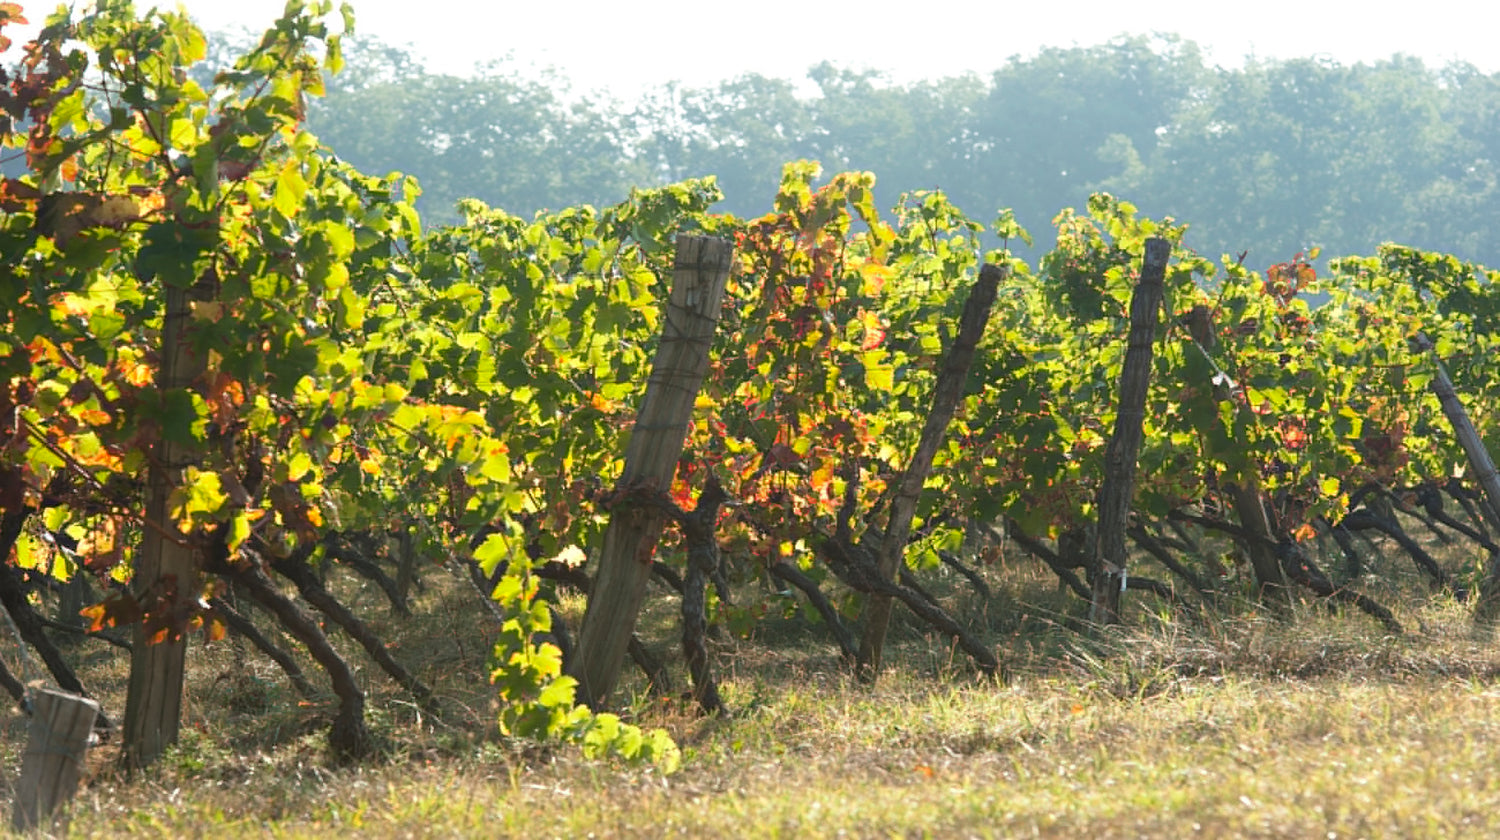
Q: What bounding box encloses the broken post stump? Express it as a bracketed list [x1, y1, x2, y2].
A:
[13, 686, 99, 832]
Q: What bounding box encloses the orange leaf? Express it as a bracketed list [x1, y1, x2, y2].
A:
[79, 603, 108, 632]
[121, 359, 155, 387]
[130, 187, 166, 216]
[206, 371, 245, 425]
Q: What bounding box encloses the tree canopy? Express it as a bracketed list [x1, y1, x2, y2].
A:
[269, 32, 1498, 270]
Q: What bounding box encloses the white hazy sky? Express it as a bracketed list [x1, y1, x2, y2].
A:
[31, 1, 1500, 98]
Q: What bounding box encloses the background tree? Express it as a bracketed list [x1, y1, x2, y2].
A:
[228, 29, 1500, 271]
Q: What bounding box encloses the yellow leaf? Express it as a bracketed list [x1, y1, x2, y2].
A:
[169, 468, 228, 528]
[190, 301, 225, 322]
[274, 159, 307, 218]
[10, 530, 42, 570]
[227, 510, 252, 553]
[53, 293, 92, 317]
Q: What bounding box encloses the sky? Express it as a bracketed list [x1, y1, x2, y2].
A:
[1, 0, 1493, 99]
[164, 0, 1498, 101]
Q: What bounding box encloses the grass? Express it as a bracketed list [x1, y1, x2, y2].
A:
[8, 547, 1500, 837]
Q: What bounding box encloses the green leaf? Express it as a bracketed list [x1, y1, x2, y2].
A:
[478, 447, 512, 483]
[169, 467, 227, 525]
[274, 159, 307, 219]
[535, 675, 576, 708]
[285, 450, 313, 482]
[325, 33, 344, 75]
[169, 117, 199, 151]
[862, 349, 894, 392]
[159, 389, 207, 446]
[474, 531, 517, 578]
[136, 222, 217, 286]
[227, 510, 252, 552]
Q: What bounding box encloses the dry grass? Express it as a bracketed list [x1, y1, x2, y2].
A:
[7, 542, 1500, 837]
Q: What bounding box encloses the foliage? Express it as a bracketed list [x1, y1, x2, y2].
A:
[5, 0, 1500, 792]
[0, 0, 674, 769]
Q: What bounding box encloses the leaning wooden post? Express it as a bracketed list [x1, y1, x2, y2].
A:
[13, 687, 99, 832]
[855, 262, 1004, 682]
[568, 235, 733, 708]
[1410, 333, 1500, 624]
[1090, 237, 1170, 626]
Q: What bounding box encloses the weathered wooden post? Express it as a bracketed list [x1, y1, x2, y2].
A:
[122, 270, 216, 769]
[1410, 333, 1500, 624]
[568, 235, 733, 708]
[394, 527, 416, 613]
[855, 262, 1004, 682]
[1090, 237, 1170, 626]
[12, 687, 99, 832]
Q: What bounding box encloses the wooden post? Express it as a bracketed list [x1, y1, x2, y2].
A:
[568, 235, 733, 708]
[1090, 237, 1170, 625]
[12, 687, 99, 832]
[121, 271, 216, 769]
[1411, 333, 1500, 623]
[394, 527, 416, 612]
[855, 263, 1004, 682]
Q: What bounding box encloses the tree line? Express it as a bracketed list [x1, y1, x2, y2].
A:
[246, 32, 1500, 270]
